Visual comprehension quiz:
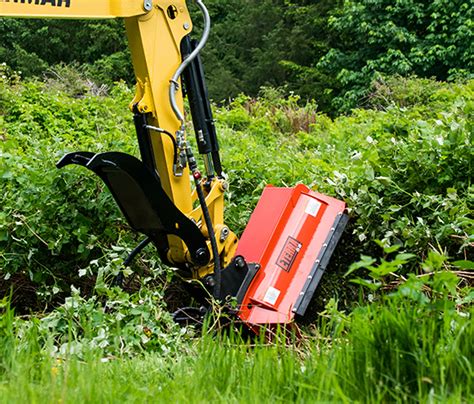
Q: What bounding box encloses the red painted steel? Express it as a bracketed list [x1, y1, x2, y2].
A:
[236, 184, 346, 325]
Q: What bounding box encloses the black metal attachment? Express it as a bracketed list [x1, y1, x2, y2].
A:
[293, 213, 349, 316]
[217, 255, 260, 304]
[57, 151, 210, 268]
[171, 257, 260, 327]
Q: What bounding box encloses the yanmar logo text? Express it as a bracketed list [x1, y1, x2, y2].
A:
[0, 0, 71, 7]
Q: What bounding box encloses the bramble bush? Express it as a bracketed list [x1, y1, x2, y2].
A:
[0, 72, 139, 307]
[220, 79, 472, 258]
[0, 73, 472, 311]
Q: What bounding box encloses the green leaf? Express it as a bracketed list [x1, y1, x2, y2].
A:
[452, 260, 474, 270]
[394, 253, 417, 262]
[374, 239, 402, 254]
[422, 250, 448, 272]
[349, 278, 382, 291]
[344, 255, 376, 277]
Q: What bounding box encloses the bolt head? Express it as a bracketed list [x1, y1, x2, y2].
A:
[194, 248, 209, 265]
[143, 0, 152, 11]
[235, 256, 245, 269]
[204, 276, 216, 287]
[220, 181, 229, 191]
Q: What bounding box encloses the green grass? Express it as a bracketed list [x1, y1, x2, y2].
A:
[1, 296, 472, 403]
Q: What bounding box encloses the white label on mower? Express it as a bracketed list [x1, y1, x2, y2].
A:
[263, 286, 280, 306]
[305, 199, 321, 217]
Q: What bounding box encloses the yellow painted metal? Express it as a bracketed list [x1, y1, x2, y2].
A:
[0, 0, 238, 274]
[188, 178, 238, 278]
[0, 0, 147, 19]
[124, 1, 194, 263]
[124, 1, 193, 211]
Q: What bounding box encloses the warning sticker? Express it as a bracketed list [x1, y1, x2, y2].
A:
[276, 236, 302, 272]
[305, 198, 321, 217]
[263, 286, 281, 306]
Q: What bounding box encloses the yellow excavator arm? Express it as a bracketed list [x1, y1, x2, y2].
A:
[0, 0, 237, 286]
[0, 0, 146, 18]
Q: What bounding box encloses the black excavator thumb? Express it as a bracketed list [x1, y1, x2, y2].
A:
[57, 151, 210, 268]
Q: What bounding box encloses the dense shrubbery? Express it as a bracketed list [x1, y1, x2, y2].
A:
[220, 79, 473, 258]
[0, 68, 138, 306]
[0, 69, 472, 401]
[0, 71, 472, 307]
[312, 0, 474, 112]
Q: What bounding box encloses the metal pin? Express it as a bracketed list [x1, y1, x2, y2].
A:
[143, 0, 152, 11]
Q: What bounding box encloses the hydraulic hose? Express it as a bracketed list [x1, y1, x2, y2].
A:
[145, 124, 179, 169]
[169, 0, 211, 126]
[186, 146, 222, 299]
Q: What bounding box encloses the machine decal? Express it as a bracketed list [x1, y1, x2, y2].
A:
[263, 286, 280, 306]
[305, 198, 321, 217]
[0, 0, 71, 7]
[276, 236, 302, 272]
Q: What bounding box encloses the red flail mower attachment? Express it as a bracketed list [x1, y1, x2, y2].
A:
[236, 184, 348, 327]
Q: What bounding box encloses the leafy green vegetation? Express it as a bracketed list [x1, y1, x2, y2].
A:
[1, 71, 471, 307]
[0, 60, 472, 401]
[2, 1, 472, 113]
[312, 0, 474, 112]
[0, 65, 137, 308]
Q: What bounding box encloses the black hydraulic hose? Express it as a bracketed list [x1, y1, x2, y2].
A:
[124, 237, 153, 267]
[113, 237, 152, 287]
[146, 125, 179, 169]
[186, 145, 221, 299]
[193, 175, 221, 299]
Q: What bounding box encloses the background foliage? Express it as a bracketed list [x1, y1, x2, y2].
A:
[1, 0, 472, 113]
